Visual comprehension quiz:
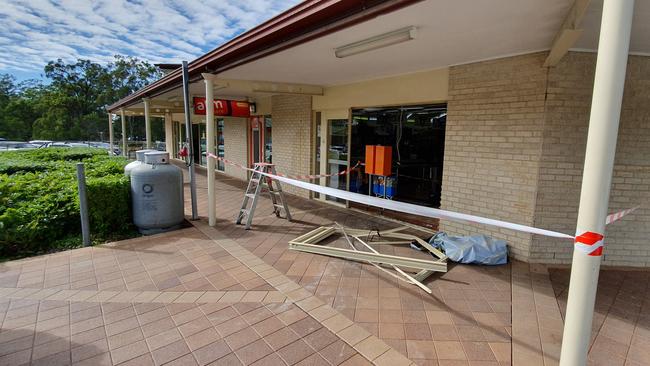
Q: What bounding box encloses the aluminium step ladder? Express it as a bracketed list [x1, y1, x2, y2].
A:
[236, 163, 292, 230]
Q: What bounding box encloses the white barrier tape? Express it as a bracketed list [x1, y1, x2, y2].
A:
[208, 153, 359, 180]
[605, 207, 638, 225]
[207, 155, 638, 240]
[255, 169, 575, 239]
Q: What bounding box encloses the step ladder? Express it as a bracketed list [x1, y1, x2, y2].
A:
[236, 163, 292, 230]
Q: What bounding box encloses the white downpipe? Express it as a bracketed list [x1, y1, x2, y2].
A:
[108, 113, 114, 157]
[120, 109, 127, 157]
[143, 98, 152, 149]
[205, 78, 216, 226]
[559, 1, 634, 365]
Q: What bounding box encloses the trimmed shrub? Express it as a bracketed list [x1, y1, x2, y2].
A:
[0, 170, 78, 253]
[0, 148, 135, 259]
[86, 174, 132, 236]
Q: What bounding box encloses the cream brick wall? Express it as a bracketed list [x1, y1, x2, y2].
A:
[439, 51, 650, 266]
[271, 95, 313, 198]
[439, 53, 548, 260]
[531, 53, 650, 266]
[222, 117, 248, 181]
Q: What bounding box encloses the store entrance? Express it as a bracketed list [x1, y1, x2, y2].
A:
[191, 123, 205, 166]
[350, 104, 447, 208]
[249, 116, 272, 166]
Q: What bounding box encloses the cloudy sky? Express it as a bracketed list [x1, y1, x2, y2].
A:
[0, 0, 300, 80]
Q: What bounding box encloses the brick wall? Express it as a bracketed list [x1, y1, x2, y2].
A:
[439, 53, 548, 260]
[271, 95, 313, 198]
[531, 53, 650, 266]
[223, 117, 248, 181]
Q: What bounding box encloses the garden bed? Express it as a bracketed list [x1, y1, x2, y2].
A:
[0, 148, 139, 260]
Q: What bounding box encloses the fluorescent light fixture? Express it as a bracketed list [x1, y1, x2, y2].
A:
[335, 26, 417, 58]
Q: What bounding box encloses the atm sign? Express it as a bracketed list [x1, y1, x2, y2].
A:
[193, 97, 250, 117]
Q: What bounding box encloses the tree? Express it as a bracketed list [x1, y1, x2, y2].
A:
[1, 56, 163, 141]
[0, 75, 42, 140]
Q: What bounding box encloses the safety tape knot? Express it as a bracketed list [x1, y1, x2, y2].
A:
[575, 231, 604, 256]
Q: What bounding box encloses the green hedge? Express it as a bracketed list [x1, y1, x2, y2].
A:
[0, 148, 135, 259]
[87, 174, 132, 236]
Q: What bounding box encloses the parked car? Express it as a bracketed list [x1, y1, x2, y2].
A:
[38, 141, 121, 156]
[43, 142, 74, 148]
[90, 142, 122, 156]
[29, 140, 52, 147]
[0, 141, 40, 151]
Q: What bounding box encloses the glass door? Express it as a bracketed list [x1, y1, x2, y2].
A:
[325, 118, 349, 203]
[315, 110, 350, 204]
[217, 119, 224, 171]
[263, 116, 272, 163]
[249, 116, 272, 166]
[172, 121, 181, 158]
[313, 113, 321, 199]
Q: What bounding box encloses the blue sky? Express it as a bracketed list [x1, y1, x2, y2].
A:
[0, 0, 301, 81]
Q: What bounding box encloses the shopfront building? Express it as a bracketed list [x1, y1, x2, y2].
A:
[107, 0, 650, 267]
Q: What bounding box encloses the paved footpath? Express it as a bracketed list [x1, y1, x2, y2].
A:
[7, 167, 628, 365]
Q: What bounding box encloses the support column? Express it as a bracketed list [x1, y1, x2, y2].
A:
[559, 1, 634, 366]
[143, 98, 152, 149]
[120, 109, 127, 157]
[108, 112, 114, 156]
[204, 74, 216, 226]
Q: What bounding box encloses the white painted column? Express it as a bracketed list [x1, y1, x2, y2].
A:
[120, 109, 127, 157]
[143, 98, 152, 149]
[108, 112, 114, 156]
[559, 1, 634, 366]
[204, 76, 216, 226]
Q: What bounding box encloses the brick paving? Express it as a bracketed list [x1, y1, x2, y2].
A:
[4, 165, 641, 365]
[188, 168, 513, 365]
[550, 268, 650, 366]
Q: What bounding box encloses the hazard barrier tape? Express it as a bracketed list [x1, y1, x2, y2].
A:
[605, 206, 638, 225]
[206, 154, 638, 245]
[574, 231, 604, 257]
[207, 153, 360, 180]
[573, 207, 639, 256]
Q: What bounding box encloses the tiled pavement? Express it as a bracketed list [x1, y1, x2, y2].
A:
[550, 268, 650, 366]
[0, 228, 374, 365]
[1, 165, 641, 365]
[185, 169, 514, 365]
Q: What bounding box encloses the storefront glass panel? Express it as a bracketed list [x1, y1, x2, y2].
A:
[264, 117, 272, 163]
[350, 104, 446, 208]
[217, 119, 224, 171]
[326, 118, 349, 203]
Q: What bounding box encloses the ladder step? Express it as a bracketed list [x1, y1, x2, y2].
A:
[238, 164, 291, 228]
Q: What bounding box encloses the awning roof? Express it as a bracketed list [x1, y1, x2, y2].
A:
[108, 0, 650, 112]
[107, 0, 420, 111]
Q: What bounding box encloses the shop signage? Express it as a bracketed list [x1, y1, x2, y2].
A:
[193, 97, 251, 117]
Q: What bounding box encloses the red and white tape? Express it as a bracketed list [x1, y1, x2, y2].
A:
[605, 207, 638, 225]
[574, 231, 605, 257]
[206, 154, 638, 247]
[572, 207, 638, 257]
[207, 153, 360, 180]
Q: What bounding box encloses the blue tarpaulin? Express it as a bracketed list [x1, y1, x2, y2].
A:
[430, 232, 508, 265]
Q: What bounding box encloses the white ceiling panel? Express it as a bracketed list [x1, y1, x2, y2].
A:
[218, 0, 650, 87]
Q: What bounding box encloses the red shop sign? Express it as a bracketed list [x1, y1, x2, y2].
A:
[230, 101, 251, 117]
[193, 97, 250, 117]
